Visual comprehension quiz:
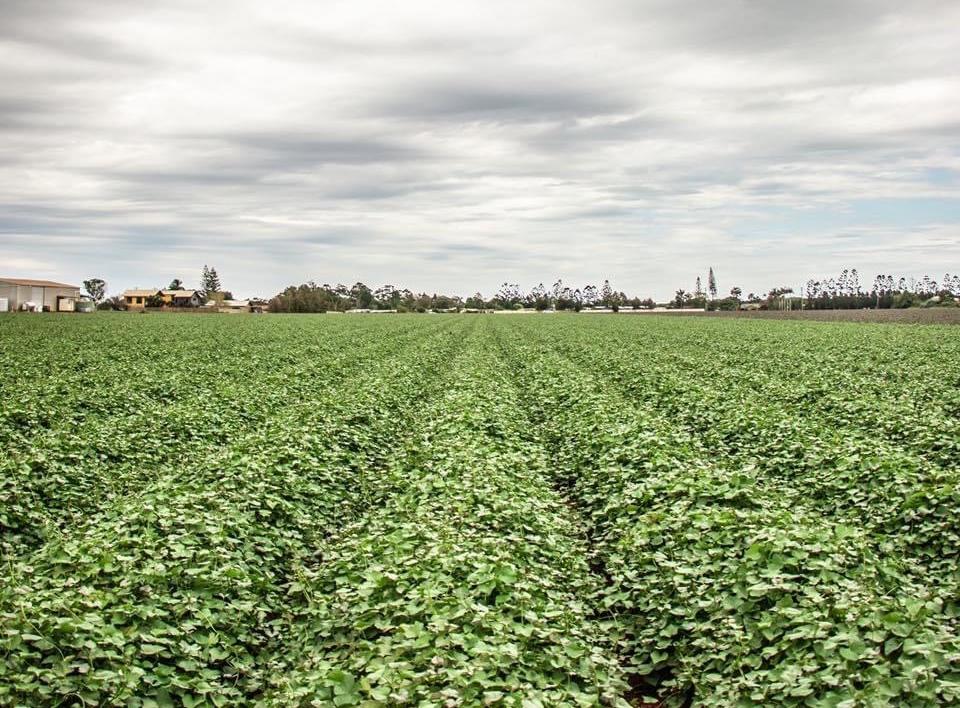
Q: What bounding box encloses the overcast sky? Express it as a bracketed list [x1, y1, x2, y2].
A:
[1, 0, 958, 299]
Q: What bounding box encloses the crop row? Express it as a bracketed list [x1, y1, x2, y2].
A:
[0, 316, 471, 704]
[1, 315, 451, 555]
[268, 324, 630, 706]
[495, 318, 960, 706]
[520, 318, 960, 593]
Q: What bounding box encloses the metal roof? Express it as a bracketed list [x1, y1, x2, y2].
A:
[162, 289, 199, 296]
[122, 289, 163, 297]
[0, 277, 79, 289]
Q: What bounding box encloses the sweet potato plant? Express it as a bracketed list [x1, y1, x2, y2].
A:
[1, 313, 958, 705]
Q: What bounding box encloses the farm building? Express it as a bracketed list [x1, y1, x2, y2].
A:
[122, 289, 163, 310]
[205, 299, 270, 313]
[219, 299, 249, 313]
[214, 299, 253, 313]
[0, 277, 81, 312]
[161, 289, 202, 307]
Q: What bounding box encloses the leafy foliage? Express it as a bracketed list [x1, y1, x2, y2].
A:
[1, 313, 959, 705]
[82, 278, 106, 304]
[498, 315, 960, 705]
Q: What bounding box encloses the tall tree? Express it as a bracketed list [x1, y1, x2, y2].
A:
[766, 287, 794, 310]
[582, 284, 598, 307]
[201, 265, 221, 298]
[600, 279, 614, 307]
[496, 283, 522, 309]
[838, 269, 850, 296]
[529, 283, 550, 310]
[374, 284, 398, 309]
[167, 278, 183, 290]
[83, 278, 106, 304]
[694, 276, 704, 300]
[708, 267, 717, 300]
[551, 279, 563, 305]
[945, 274, 960, 297]
[350, 282, 374, 308]
[872, 274, 885, 308]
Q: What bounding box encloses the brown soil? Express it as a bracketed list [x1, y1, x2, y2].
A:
[658, 308, 960, 325]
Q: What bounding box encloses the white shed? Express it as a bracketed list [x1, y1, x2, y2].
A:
[0, 277, 81, 312]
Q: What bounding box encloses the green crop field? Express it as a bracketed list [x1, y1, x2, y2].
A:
[1, 313, 959, 706]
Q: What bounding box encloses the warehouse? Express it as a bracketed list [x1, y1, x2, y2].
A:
[0, 277, 81, 312]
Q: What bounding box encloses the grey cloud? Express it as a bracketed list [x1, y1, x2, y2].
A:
[612, 0, 944, 58]
[86, 133, 434, 195]
[0, 96, 67, 129]
[212, 133, 427, 166]
[0, 0, 159, 66]
[376, 82, 631, 122]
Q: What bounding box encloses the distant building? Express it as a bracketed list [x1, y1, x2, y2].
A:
[161, 289, 202, 307]
[0, 277, 81, 312]
[122, 289, 162, 310]
[204, 299, 270, 313]
[218, 299, 251, 313]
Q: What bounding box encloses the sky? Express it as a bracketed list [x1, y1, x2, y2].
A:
[1, 0, 959, 300]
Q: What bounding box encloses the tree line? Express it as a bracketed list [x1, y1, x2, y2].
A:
[82, 264, 960, 313]
[270, 268, 960, 314]
[802, 270, 960, 309]
[267, 279, 658, 313]
[677, 267, 960, 311]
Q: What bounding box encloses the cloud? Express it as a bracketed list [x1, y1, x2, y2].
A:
[0, 0, 958, 299]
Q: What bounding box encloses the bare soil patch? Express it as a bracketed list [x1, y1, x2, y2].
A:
[660, 308, 960, 325]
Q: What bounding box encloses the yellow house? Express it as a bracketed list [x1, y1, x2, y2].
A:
[122, 289, 162, 310]
[161, 289, 202, 307]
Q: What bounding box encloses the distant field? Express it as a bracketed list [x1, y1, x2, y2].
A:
[664, 307, 960, 325]
[2, 313, 959, 706]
